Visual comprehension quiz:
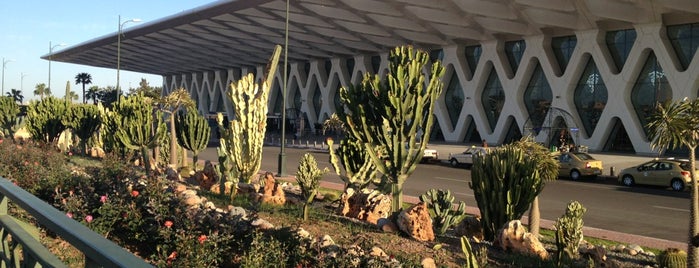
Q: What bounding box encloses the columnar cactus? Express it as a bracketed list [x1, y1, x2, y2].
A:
[469, 144, 546, 241]
[327, 136, 379, 191]
[296, 153, 328, 221]
[339, 45, 445, 212]
[175, 108, 210, 171]
[25, 96, 69, 143]
[0, 96, 20, 139]
[217, 45, 281, 183]
[553, 201, 586, 261]
[461, 236, 480, 268]
[657, 248, 688, 268]
[63, 103, 101, 155]
[419, 189, 467, 235]
[114, 93, 167, 176]
[216, 132, 237, 199]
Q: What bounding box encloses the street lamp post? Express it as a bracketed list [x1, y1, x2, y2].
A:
[48, 42, 66, 94]
[2, 58, 14, 96]
[117, 15, 142, 100]
[277, 0, 290, 176]
[21, 73, 28, 93]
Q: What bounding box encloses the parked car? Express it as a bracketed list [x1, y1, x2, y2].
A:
[617, 158, 695, 191]
[552, 151, 603, 180]
[421, 146, 439, 163]
[448, 146, 489, 168]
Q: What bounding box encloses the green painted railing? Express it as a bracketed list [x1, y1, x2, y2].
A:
[0, 177, 152, 267]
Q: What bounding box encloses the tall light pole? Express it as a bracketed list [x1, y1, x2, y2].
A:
[48, 42, 66, 94]
[21, 72, 28, 93]
[277, 0, 290, 176]
[2, 58, 14, 96]
[117, 15, 142, 100]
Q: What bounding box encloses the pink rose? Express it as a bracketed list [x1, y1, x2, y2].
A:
[164, 220, 173, 228]
[66, 212, 73, 218]
[100, 195, 107, 203]
[85, 215, 93, 223]
[198, 234, 207, 244]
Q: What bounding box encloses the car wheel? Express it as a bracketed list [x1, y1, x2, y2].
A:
[449, 159, 459, 168]
[671, 178, 685, 191]
[622, 175, 635, 187]
[570, 170, 581, 181]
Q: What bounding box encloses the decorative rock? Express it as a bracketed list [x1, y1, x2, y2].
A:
[210, 181, 234, 195]
[369, 246, 387, 258]
[182, 194, 202, 207]
[174, 183, 187, 194]
[377, 218, 398, 233]
[421, 257, 437, 268]
[89, 147, 105, 158]
[227, 206, 247, 218]
[494, 220, 548, 260]
[455, 215, 484, 241]
[259, 172, 286, 205]
[203, 201, 216, 210]
[396, 202, 435, 242]
[237, 183, 259, 194]
[628, 244, 644, 254]
[202, 161, 219, 182]
[251, 218, 274, 230]
[296, 228, 311, 240]
[337, 188, 391, 224]
[319, 235, 335, 248]
[165, 167, 180, 181]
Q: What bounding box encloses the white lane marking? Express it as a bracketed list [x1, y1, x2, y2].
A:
[653, 206, 689, 213]
[434, 176, 468, 183]
[555, 180, 616, 189]
[453, 192, 473, 197]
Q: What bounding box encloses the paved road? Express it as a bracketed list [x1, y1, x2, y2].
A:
[198, 142, 689, 245]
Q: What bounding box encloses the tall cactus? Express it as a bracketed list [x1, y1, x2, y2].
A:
[175, 108, 210, 171]
[327, 136, 379, 191]
[469, 144, 547, 241]
[25, 96, 69, 143]
[0, 96, 20, 139]
[553, 201, 586, 261]
[114, 93, 167, 176]
[216, 130, 237, 199]
[217, 45, 281, 183]
[296, 153, 328, 221]
[339, 45, 445, 212]
[420, 189, 468, 235]
[63, 103, 101, 155]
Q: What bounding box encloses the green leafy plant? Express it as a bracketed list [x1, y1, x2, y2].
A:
[327, 136, 378, 192]
[553, 200, 587, 262]
[0, 96, 20, 139]
[25, 96, 69, 143]
[339, 45, 445, 212]
[175, 108, 210, 170]
[419, 189, 467, 235]
[63, 104, 101, 155]
[296, 153, 328, 221]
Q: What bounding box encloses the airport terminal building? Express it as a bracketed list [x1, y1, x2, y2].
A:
[46, 0, 699, 155]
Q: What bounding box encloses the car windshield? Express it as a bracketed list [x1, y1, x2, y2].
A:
[572, 152, 594, 160]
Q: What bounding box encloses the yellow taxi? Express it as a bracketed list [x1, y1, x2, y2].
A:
[552, 151, 603, 180]
[618, 158, 695, 191]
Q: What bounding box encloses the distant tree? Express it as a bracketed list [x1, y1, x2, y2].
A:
[86, 86, 99, 105]
[75, 72, 92, 104]
[96, 86, 118, 108]
[5, 89, 23, 104]
[34, 83, 50, 100]
[129, 78, 161, 99]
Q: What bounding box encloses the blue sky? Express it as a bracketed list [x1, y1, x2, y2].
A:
[0, 0, 214, 103]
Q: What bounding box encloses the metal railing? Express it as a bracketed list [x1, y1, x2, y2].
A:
[0, 177, 152, 267]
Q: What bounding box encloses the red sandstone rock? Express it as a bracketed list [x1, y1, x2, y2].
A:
[396, 202, 435, 242]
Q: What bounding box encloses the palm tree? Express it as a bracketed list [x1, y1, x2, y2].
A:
[5, 89, 23, 104]
[34, 83, 50, 100]
[75, 73, 92, 104]
[647, 98, 699, 267]
[86, 86, 99, 105]
[67, 91, 79, 102]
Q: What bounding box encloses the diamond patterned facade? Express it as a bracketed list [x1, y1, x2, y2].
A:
[45, 0, 699, 154]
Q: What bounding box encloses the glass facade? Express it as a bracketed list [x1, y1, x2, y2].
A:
[444, 73, 464, 128]
[505, 40, 526, 74]
[604, 118, 635, 153]
[324, 60, 332, 76]
[523, 64, 552, 134]
[631, 52, 672, 137]
[464, 45, 482, 77]
[346, 58, 355, 76]
[463, 115, 483, 143]
[292, 86, 301, 112]
[574, 58, 608, 137]
[429, 49, 444, 62]
[429, 116, 445, 142]
[552, 35, 577, 73]
[312, 85, 322, 118]
[667, 23, 699, 70]
[606, 29, 637, 72]
[481, 68, 505, 131]
[333, 84, 342, 112]
[502, 116, 523, 144]
[371, 55, 381, 74]
[272, 83, 282, 114]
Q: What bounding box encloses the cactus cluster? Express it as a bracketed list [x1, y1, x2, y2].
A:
[216, 45, 280, 184]
[460, 236, 480, 268]
[25, 97, 69, 143]
[175, 109, 210, 170]
[296, 153, 328, 221]
[339, 45, 445, 212]
[419, 189, 467, 235]
[657, 248, 687, 268]
[113, 93, 167, 176]
[327, 137, 379, 192]
[469, 144, 546, 241]
[63, 103, 102, 154]
[216, 123, 238, 199]
[0, 96, 20, 139]
[553, 200, 587, 261]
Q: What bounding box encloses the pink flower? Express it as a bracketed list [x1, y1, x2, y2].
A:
[167, 251, 177, 264]
[85, 215, 93, 223]
[164, 220, 173, 228]
[198, 234, 207, 244]
[131, 190, 139, 197]
[66, 212, 73, 218]
[0, 139, 3, 144]
[100, 195, 108, 203]
[68, 152, 73, 156]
